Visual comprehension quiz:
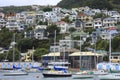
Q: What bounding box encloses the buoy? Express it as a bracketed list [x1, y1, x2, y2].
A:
[36, 76, 39, 78]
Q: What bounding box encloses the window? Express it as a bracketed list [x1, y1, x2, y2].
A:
[114, 56, 118, 59]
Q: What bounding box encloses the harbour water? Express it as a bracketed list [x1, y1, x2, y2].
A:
[0, 72, 100, 80]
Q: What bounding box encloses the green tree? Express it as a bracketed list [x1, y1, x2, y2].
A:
[0, 28, 13, 48]
[33, 48, 48, 61]
[69, 27, 76, 33]
[43, 7, 52, 12]
[7, 48, 20, 62]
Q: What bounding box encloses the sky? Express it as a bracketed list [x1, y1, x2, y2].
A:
[0, 0, 62, 7]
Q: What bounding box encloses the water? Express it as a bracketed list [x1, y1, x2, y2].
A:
[0, 73, 100, 80]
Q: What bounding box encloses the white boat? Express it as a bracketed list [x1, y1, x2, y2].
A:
[98, 73, 120, 80]
[2, 69, 28, 76]
[2, 34, 28, 76]
[72, 70, 94, 79]
[72, 70, 108, 79]
[92, 70, 108, 75]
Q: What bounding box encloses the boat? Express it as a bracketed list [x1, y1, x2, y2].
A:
[2, 69, 28, 76]
[72, 70, 94, 79]
[98, 73, 120, 80]
[92, 70, 108, 75]
[42, 66, 72, 77]
[72, 69, 108, 79]
[2, 33, 28, 76]
[43, 69, 72, 77]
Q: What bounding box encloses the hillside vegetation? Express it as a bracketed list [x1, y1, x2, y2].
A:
[57, 0, 120, 10]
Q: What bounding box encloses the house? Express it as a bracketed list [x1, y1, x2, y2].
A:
[44, 11, 58, 23]
[6, 16, 21, 31]
[91, 29, 103, 44]
[99, 27, 118, 40]
[0, 18, 6, 28]
[56, 21, 69, 33]
[34, 29, 46, 40]
[0, 12, 5, 19]
[24, 31, 34, 38]
[36, 10, 45, 23]
[93, 18, 103, 29]
[25, 16, 35, 25]
[16, 12, 26, 24]
[84, 21, 93, 29]
[77, 13, 93, 22]
[50, 43, 60, 52]
[103, 17, 117, 29]
[52, 7, 62, 13]
[74, 19, 84, 31]
[110, 52, 120, 63]
[108, 11, 120, 21]
[59, 37, 74, 52]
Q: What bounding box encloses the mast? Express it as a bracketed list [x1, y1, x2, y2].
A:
[54, 30, 56, 62]
[32, 46, 34, 62]
[13, 33, 15, 63]
[79, 34, 82, 69]
[109, 33, 111, 63]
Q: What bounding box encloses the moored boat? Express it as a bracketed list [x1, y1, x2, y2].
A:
[2, 69, 28, 76]
[42, 70, 72, 77]
[98, 73, 120, 80]
[72, 70, 94, 79]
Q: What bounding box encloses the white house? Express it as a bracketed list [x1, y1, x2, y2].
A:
[0, 18, 6, 28]
[25, 16, 35, 25]
[6, 16, 21, 31]
[0, 12, 5, 19]
[100, 27, 118, 40]
[44, 11, 58, 23]
[103, 17, 117, 29]
[52, 7, 62, 13]
[108, 11, 120, 21]
[56, 21, 69, 33]
[34, 29, 45, 40]
[59, 39, 74, 52]
[36, 11, 45, 22]
[16, 13, 26, 24]
[93, 18, 103, 29]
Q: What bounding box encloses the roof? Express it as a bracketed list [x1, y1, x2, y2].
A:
[42, 52, 60, 57]
[69, 52, 103, 56]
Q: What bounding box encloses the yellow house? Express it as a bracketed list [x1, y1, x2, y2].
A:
[78, 13, 93, 22]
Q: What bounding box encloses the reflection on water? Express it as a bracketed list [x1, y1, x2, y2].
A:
[0, 73, 99, 80]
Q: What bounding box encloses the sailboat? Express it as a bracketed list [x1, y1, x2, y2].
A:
[2, 33, 28, 76]
[72, 33, 108, 79]
[42, 30, 72, 77]
[98, 32, 120, 80]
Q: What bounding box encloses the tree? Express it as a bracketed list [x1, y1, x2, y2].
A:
[69, 27, 76, 33]
[46, 25, 60, 38]
[7, 48, 20, 62]
[0, 28, 13, 48]
[33, 48, 48, 61]
[43, 7, 52, 12]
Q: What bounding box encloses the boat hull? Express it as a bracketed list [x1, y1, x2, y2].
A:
[72, 74, 93, 79]
[3, 72, 28, 76]
[43, 73, 72, 77]
[98, 73, 120, 80]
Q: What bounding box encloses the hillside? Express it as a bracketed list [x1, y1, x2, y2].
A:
[57, 0, 120, 10]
